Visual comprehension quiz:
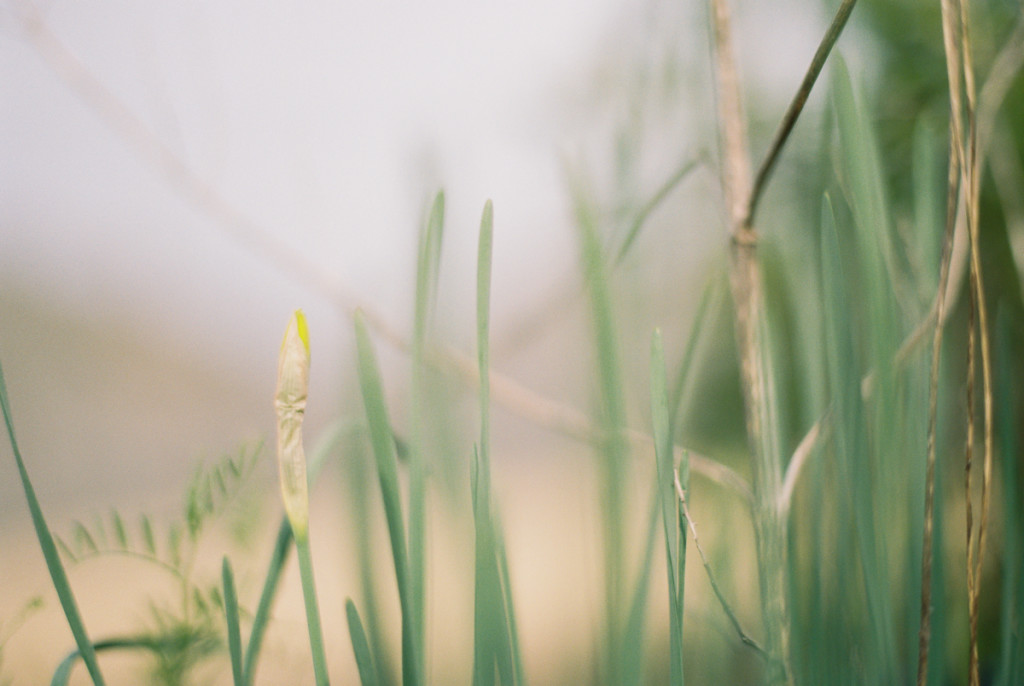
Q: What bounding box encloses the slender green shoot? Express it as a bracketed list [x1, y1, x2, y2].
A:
[354, 308, 420, 686]
[472, 200, 523, 686]
[573, 181, 630, 679]
[410, 190, 446, 673]
[0, 358, 106, 686]
[296, 539, 330, 686]
[651, 329, 685, 686]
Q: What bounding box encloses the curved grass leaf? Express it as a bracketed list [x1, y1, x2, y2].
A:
[0, 359, 106, 686]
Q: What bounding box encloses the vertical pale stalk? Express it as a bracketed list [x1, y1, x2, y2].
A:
[274, 310, 330, 686]
[708, 0, 790, 681]
[938, 2, 993, 683]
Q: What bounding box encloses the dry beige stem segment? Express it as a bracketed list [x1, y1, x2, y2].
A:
[275, 310, 312, 542]
[708, 0, 790, 681]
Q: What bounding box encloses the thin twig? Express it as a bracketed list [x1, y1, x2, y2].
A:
[745, 0, 859, 226]
[674, 469, 768, 659]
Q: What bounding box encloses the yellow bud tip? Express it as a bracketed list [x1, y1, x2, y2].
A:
[281, 309, 310, 357]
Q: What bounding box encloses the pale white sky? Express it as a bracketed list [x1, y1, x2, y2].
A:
[0, 0, 830, 513]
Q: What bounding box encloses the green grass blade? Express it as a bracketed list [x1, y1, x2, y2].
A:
[820, 194, 892, 680]
[473, 200, 522, 686]
[574, 183, 630, 677]
[354, 309, 420, 686]
[243, 517, 293, 686]
[346, 598, 380, 686]
[0, 359, 106, 686]
[491, 510, 525, 686]
[651, 329, 684, 686]
[409, 190, 446, 672]
[471, 447, 498, 686]
[222, 557, 244, 686]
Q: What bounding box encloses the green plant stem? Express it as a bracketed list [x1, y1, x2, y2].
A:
[296, 534, 330, 686]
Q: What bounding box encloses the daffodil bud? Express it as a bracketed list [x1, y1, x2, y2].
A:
[275, 310, 311, 541]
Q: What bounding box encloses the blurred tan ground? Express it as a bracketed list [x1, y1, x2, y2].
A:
[0, 238, 757, 684]
[1, 446, 759, 685]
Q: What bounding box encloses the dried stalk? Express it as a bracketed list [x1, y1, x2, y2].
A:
[916, 128, 961, 686]
[938, 1, 992, 683]
[708, 0, 790, 681]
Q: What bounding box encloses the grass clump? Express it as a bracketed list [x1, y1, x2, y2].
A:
[3, 1, 1024, 684]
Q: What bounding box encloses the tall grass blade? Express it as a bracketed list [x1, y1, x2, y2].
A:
[573, 183, 630, 680]
[355, 309, 420, 686]
[473, 200, 522, 686]
[491, 510, 524, 686]
[346, 598, 380, 686]
[651, 329, 685, 686]
[820, 194, 894, 680]
[222, 557, 244, 686]
[0, 359, 106, 686]
[409, 190, 446, 673]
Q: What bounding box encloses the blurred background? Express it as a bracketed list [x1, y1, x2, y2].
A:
[3, 0, 1022, 683]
